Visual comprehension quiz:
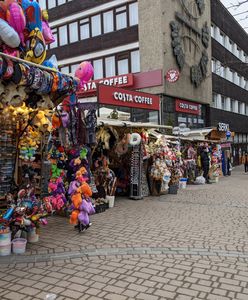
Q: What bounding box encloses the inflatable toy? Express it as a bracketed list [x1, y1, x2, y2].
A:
[25, 27, 46, 64]
[0, 19, 20, 48]
[74, 61, 94, 89]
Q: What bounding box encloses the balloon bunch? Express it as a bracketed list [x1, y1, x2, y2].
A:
[0, 0, 54, 63]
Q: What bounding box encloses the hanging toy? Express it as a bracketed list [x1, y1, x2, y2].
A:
[0, 2, 7, 20]
[42, 55, 58, 70]
[0, 18, 20, 48]
[41, 9, 55, 45]
[25, 27, 46, 64]
[6, 1, 26, 46]
[74, 61, 94, 89]
[21, 0, 42, 32]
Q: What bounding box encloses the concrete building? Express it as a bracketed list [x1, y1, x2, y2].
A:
[42, 0, 248, 158]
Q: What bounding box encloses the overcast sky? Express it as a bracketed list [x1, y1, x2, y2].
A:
[221, 0, 248, 32]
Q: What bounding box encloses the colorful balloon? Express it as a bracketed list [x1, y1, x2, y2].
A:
[0, 2, 7, 20]
[42, 20, 55, 45]
[0, 18, 20, 48]
[25, 27, 46, 64]
[21, 0, 42, 31]
[6, 2, 26, 46]
[74, 61, 94, 89]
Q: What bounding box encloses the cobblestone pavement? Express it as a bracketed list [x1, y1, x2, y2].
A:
[1, 167, 248, 300]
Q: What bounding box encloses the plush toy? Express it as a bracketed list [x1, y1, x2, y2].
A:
[74, 61, 94, 89]
[21, 0, 42, 31]
[25, 27, 46, 64]
[52, 113, 61, 129]
[0, 19, 20, 48]
[6, 1, 26, 45]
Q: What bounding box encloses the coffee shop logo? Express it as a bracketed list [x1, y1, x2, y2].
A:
[170, 0, 210, 87]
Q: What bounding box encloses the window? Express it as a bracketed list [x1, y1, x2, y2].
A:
[211, 59, 216, 73]
[69, 22, 78, 43]
[129, 2, 138, 26]
[39, 0, 46, 9]
[48, 0, 56, 9]
[211, 24, 215, 37]
[212, 93, 217, 108]
[219, 31, 225, 45]
[221, 96, 225, 110]
[59, 25, 68, 46]
[103, 11, 114, 33]
[131, 50, 140, 73]
[118, 59, 129, 75]
[105, 56, 116, 77]
[80, 19, 90, 40]
[58, 0, 66, 4]
[116, 6, 127, 30]
[60, 66, 70, 74]
[91, 15, 101, 37]
[50, 29, 58, 49]
[70, 64, 79, 75]
[230, 99, 234, 112]
[93, 59, 103, 79]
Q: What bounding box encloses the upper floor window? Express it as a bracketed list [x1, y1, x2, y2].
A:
[91, 15, 101, 37]
[103, 11, 114, 33]
[116, 6, 127, 30]
[129, 2, 138, 26]
[80, 19, 90, 40]
[69, 22, 78, 43]
[59, 25, 68, 46]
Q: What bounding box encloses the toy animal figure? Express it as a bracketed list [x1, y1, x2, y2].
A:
[74, 61, 94, 89]
[25, 27, 46, 64]
[6, 1, 26, 45]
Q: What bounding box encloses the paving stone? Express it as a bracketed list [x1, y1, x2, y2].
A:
[3, 292, 26, 300]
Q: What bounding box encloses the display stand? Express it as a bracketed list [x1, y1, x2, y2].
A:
[130, 144, 143, 200]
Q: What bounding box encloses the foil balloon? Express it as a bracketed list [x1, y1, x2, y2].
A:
[21, 0, 42, 31]
[3, 45, 20, 57]
[42, 20, 55, 45]
[25, 27, 46, 64]
[42, 55, 58, 70]
[0, 19, 20, 48]
[74, 61, 94, 89]
[6, 2, 26, 46]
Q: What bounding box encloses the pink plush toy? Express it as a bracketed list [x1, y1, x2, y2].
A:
[74, 61, 94, 89]
[6, 1, 26, 46]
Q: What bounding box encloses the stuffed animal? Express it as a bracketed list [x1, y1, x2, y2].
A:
[74, 61, 94, 89]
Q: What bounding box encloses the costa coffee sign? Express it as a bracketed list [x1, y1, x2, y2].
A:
[175, 99, 201, 115]
[98, 85, 160, 111]
[78, 74, 133, 95]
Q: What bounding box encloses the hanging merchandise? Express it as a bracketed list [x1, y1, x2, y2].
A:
[130, 144, 143, 200]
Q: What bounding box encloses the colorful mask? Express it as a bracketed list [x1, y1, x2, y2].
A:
[25, 28, 46, 64]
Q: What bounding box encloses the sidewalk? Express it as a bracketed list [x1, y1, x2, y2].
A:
[1, 166, 248, 300]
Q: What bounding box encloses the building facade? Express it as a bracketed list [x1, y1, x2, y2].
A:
[42, 0, 248, 161]
[211, 0, 248, 164]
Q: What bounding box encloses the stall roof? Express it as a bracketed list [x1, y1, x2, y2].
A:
[180, 128, 213, 140]
[97, 118, 172, 129]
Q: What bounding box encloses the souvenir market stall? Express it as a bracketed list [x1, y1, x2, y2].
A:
[0, 0, 82, 255]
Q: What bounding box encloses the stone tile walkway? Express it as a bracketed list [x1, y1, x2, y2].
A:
[1, 167, 248, 299]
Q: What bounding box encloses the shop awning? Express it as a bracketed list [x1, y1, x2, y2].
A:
[97, 118, 172, 129]
[180, 128, 213, 140]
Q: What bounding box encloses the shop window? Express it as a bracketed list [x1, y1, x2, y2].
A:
[59, 25, 68, 46]
[103, 11, 114, 33]
[80, 19, 90, 40]
[105, 56, 116, 77]
[129, 2, 138, 26]
[116, 6, 127, 30]
[93, 59, 103, 79]
[69, 22, 79, 43]
[131, 50, 140, 73]
[91, 15, 101, 37]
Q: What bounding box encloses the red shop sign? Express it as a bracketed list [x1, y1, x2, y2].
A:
[98, 85, 160, 111]
[175, 99, 201, 115]
[78, 73, 134, 96]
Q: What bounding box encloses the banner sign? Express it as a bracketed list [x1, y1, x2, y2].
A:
[175, 99, 201, 115]
[98, 85, 160, 111]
